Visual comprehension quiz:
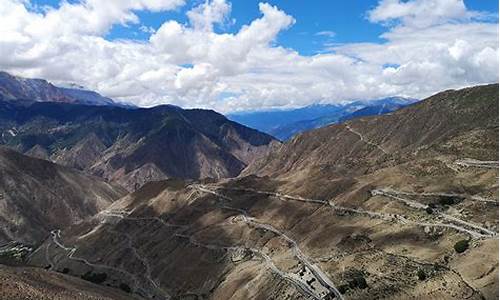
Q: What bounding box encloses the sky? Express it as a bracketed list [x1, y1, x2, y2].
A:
[0, 0, 498, 112]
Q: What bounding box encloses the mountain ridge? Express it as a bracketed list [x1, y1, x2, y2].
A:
[0, 100, 278, 191]
[0, 71, 124, 107]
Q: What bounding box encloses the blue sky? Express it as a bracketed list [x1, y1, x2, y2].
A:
[32, 0, 498, 55]
[3, 0, 499, 112]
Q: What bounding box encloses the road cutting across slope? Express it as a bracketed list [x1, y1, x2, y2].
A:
[200, 185, 497, 239]
[455, 159, 498, 169]
[344, 124, 388, 154]
[192, 185, 344, 300]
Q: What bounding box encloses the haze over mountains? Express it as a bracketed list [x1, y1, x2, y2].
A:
[228, 97, 417, 140]
[0, 76, 494, 299]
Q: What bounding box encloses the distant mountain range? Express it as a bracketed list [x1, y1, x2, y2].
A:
[228, 97, 418, 140]
[0, 71, 127, 107]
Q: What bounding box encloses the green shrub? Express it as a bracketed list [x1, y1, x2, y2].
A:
[338, 284, 350, 294]
[349, 276, 368, 289]
[454, 240, 469, 253]
[439, 196, 460, 206]
[417, 269, 426, 281]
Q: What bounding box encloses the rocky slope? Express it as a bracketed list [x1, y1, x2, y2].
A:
[0, 101, 277, 191]
[0, 146, 126, 244]
[244, 84, 498, 178]
[0, 264, 139, 300]
[27, 84, 498, 299]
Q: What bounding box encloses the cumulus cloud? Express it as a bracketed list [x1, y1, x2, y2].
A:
[0, 0, 497, 112]
[367, 0, 472, 28]
[187, 0, 231, 32]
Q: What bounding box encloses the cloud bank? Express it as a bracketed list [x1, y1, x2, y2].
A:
[0, 0, 498, 112]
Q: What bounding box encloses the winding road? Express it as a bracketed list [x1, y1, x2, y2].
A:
[455, 159, 499, 169]
[192, 185, 344, 300]
[344, 124, 388, 154]
[372, 189, 497, 238]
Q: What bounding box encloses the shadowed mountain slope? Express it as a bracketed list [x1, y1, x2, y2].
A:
[0, 101, 277, 191]
[0, 146, 126, 244]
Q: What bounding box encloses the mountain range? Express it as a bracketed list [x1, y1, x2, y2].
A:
[228, 97, 418, 140]
[0, 84, 277, 191]
[0, 71, 121, 107]
[0, 70, 497, 300]
[12, 83, 497, 299]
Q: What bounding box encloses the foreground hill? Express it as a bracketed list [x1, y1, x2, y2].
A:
[0, 101, 277, 191]
[0, 147, 126, 244]
[27, 84, 498, 299]
[0, 264, 139, 300]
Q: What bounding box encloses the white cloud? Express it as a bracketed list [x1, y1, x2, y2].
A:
[139, 25, 156, 34]
[315, 31, 336, 37]
[187, 0, 231, 32]
[368, 0, 472, 28]
[0, 0, 497, 113]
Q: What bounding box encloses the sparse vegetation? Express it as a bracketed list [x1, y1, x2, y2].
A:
[417, 269, 426, 281]
[454, 240, 469, 253]
[338, 284, 350, 294]
[425, 206, 434, 214]
[438, 196, 457, 206]
[119, 283, 131, 293]
[348, 274, 368, 289]
[81, 271, 107, 284]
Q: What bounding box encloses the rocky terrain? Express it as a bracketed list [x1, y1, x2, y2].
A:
[0, 264, 139, 300]
[24, 84, 498, 299]
[0, 146, 126, 245]
[0, 100, 277, 191]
